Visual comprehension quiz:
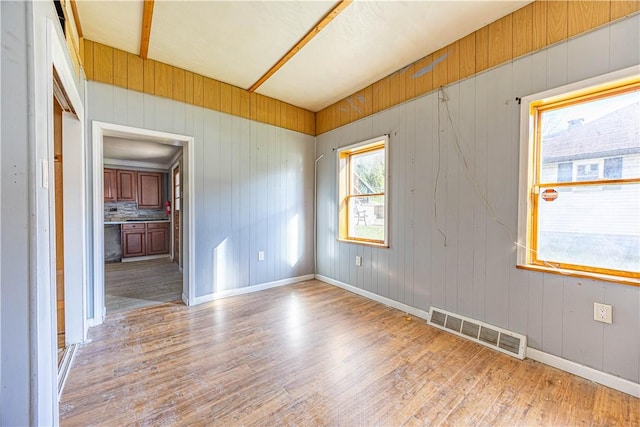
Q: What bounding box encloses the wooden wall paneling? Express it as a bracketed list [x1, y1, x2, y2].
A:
[112, 49, 128, 88]
[568, 0, 610, 37]
[239, 90, 251, 119]
[306, 110, 315, 136]
[432, 47, 449, 88]
[256, 93, 267, 123]
[203, 77, 221, 111]
[388, 69, 406, 108]
[79, 37, 85, 68]
[338, 99, 350, 127]
[297, 108, 306, 134]
[231, 86, 242, 116]
[249, 93, 258, 121]
[193, 74, 203, 107]
[404, 64, 417, 101]
[413, 54, 434, 97]
[376, 78, 391, 113]
[127, 53, 144, 92]
[143, 59, 155, 95]
[154, 62, 173, 99]
[267, 97, 277, 126]
[286, 104, 296, 130]
[83, 40, 94, 80]
[220, 82, 233, 114]
[362, 85, 373, 118]
[513, 3, 534, 58]
[547, 1, 568, 45]
[611, 0, 640, 20]
[316, 108, 328, 135]
[475, 27, 490, 73]
[185, 71, 194, 105]
[447, 41, 460, 84]
[488, 14, 513, 68]
[458, 33, 476, 79]
[93, 42, 114, 85]
[172, 67, 186, 103]
[532, 0, 548, 50]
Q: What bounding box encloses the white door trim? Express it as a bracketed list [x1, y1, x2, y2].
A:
[91, 122, 196, 325]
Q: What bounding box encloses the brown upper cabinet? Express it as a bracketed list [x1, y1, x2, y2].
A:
[137, 172, 163, 209]
[116, 170, 137, 201]
[104, 168, 118, 202]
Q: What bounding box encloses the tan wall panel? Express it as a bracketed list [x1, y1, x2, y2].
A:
[193, 74, 204, 107]
[568, 1, 610, 37]
[389, 70, 406, 108]
[413, 54, 434, 96]
[203, 77, 221, 111]
[547, 1, 568, 45]
[185, 71, 194, 105]
[305, 111, 316, 136]
[79, 37, 85, 69]
[488, 14, 513, 68]
[404, 63, 417, 101]
[172, 67, 186, 103]
[447, 41, 460, 84]
[143, 59, 155, 95]
[113, 49, 128, 88]
[532, 0, 548, 50]
[154, 62, 173, 99]
[267, 98, 277, 126]
[83, 40, 94, 80]
[240, 90, 251, 119]
[220, 82, 233, 114]
[93, 42, 113, 85]
[611, 0, 640, 19]
[432, 48, 448, 88]
[458, 33, 476, 79]
[273, 99, 282, 127]
[475, 27, 489, 73]
[127, 53, 144, 92]
[231, 86, 242, 116]
[513, 3, 534, 57]
[288, 104, 298, 130]
[256, 93, 268, 123]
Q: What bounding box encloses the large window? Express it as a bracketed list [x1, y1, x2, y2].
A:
[517, 67, 639, 284]
[337, 135, 389, 246]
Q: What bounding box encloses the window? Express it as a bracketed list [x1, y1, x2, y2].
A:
[517, 67, 639, 284]
[337, 135, 388, 246]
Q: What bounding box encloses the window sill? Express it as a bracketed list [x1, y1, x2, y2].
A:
[338, 238, 389, 249]
[516, 264, 639, 287]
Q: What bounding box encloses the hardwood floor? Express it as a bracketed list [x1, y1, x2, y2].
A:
[60, 280, 639, 426]
[105, 258, 183, 314]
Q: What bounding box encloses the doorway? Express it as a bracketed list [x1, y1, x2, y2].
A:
[91, 122, 195, 325]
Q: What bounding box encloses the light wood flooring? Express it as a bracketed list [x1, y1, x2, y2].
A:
[105, 258, 183, 314]
[60, 280, 639, 426]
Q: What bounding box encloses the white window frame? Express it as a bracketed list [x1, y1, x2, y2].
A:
[516, 65, 640, 285]
[337, 135, 389, 247]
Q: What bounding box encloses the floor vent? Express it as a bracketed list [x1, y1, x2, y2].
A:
[428, 307, 527, 360]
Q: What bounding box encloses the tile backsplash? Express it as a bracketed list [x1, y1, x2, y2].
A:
[104, 201, 166, 220]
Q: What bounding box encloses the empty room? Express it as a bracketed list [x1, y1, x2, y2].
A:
[1, 0, 639, 425]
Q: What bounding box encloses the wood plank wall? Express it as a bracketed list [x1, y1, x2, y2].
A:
[60, 0, 82, 79]
[82, 40, 316, 136]
[316, 0, 640, 135]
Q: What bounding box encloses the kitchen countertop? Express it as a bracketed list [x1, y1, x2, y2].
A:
[104, 219, 170, 225]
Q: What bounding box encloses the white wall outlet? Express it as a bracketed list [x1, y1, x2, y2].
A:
[258, 251, 265, 261]
[355, 256, 362, 266]
[594, 302, 612, 324]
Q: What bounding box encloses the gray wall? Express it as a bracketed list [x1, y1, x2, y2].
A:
[316, 15, 640, 384]
[86, 82, 315, 303]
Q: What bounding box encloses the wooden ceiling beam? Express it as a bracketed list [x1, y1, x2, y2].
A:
[140, 0, 155, 59]
[248, 0, 352, 93]
[69, 0, 83, 38]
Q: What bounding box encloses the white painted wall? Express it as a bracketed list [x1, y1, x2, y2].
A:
[316, 15, 640, 385]
[85, 82, 315, 318]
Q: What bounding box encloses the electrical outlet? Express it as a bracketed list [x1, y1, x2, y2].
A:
[258, 251, 265, 261]
[594, 302, 612, 324]
[355, 256, 362, 266]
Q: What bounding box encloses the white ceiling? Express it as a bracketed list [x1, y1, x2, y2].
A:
[103, 137, 181, 166]
[76, 0, 531, 112]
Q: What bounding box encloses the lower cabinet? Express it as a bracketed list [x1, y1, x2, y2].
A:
[122, 222, 169, 258]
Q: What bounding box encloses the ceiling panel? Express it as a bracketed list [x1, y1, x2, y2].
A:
[258, 1, 530, 111]
[104, 137, 181, 165]
[75, 0, 143, 54]
[148, 0, 338, 89]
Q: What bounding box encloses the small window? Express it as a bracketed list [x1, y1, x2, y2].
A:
[337, 135, 388, 246]
[517, 67, 639, 284]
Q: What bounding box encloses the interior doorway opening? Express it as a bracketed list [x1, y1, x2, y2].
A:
[92, 122, 195, 325]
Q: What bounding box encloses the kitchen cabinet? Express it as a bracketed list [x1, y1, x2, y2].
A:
[116, 170, 137, 201]
[137, 172, 163, 209]
[121, 222, 169, 258]
[121, 224, 146, 258]
[146, 223, 170, 255]
[104, 168, 117, 202]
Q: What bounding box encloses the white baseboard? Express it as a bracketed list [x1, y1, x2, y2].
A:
[315, 274, 639, 398]
[526, 347, 640, 398]
[181, 292, 189, 306]
[193, 274, 316, 305]
[314, 274, 431, 321]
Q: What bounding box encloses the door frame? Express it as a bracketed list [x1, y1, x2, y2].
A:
[91, 122, 195, 325]
[170, 160, 181, 266]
